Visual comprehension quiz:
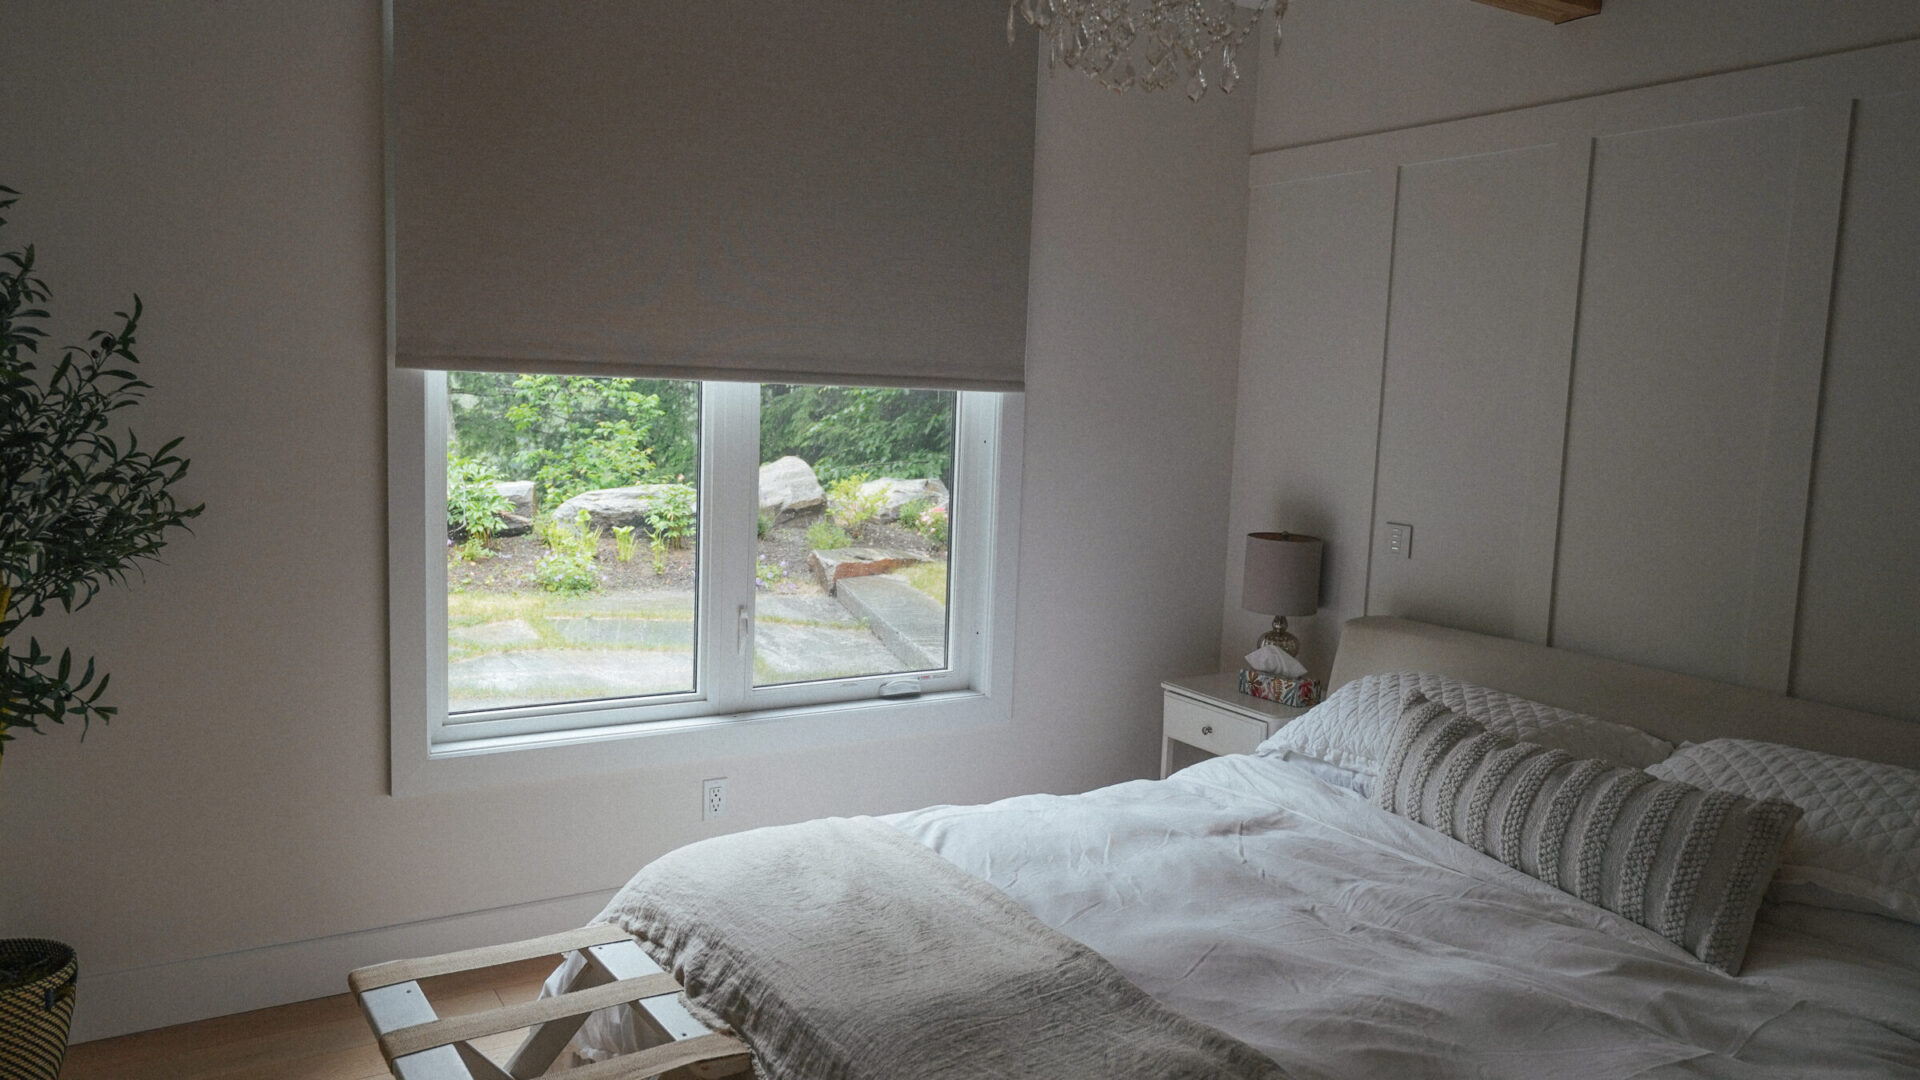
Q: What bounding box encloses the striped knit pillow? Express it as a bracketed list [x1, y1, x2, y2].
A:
[1376, 694, 1802, 974]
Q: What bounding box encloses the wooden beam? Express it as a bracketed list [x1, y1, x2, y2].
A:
[1470, 0, 1601, 24]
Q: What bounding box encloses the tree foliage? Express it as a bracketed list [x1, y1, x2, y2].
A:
[1, 186, 203, 749]
[448, 372, 693, 509]
[447, 375, 955, 509]
[759, 385, 953, 485]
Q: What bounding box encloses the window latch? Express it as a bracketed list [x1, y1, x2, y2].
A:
[737, 604, 752, 655]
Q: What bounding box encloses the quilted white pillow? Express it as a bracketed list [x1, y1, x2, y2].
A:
[1257, 672, 1673, 794]
[1646, 739, 1920, 925]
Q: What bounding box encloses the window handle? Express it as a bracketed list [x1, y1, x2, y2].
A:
[737, 604, 752, 655]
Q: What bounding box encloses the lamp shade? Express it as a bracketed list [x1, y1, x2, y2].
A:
[1242, 532, 1323, 617]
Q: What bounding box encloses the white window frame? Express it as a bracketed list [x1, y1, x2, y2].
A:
[387, 368, 1022, 797]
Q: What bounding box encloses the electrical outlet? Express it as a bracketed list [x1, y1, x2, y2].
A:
[1386, 522, 1413, 559]
[702, 777, 728, 822]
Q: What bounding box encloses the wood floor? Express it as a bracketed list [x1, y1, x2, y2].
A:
[58, 956, 557, 1080]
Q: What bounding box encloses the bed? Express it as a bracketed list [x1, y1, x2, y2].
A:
[545, 616, 1920, 1078]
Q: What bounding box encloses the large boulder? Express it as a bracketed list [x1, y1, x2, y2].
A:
[494, 480, 536, 519]
[552, 484, 692, 533]
[759, 456, 825, 521]
[856, 477, 949, 523]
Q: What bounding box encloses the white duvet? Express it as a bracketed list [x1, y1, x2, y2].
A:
[888, 754, 1920, 1079]
[566, 753, 1920, 1076]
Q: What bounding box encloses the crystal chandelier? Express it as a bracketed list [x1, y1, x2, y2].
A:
[1008, 0, 1289, 100]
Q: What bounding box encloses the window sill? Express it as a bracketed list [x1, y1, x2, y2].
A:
[390, 687, 1011, 798]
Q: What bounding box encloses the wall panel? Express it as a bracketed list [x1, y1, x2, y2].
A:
[1366, 144, 1585, 643]
[1551, 111, 1803, 686]
[1792, 91, 1920, 721]
[1220, 170, 1395, 676]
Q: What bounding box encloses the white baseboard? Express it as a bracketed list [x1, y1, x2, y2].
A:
[67, 888, 618, 1043]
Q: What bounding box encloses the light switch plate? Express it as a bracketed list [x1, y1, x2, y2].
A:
[1386, 522, 1413, 559]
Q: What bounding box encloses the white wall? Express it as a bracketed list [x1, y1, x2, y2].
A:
[0, 1, 1253, 1039]
[1255, 0, 1920, 148]
[1224, 9, 1920, 725]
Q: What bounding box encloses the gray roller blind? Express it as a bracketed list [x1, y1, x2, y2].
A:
[390, 2, 1036, 391]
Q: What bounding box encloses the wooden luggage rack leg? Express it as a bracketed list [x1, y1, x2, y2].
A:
[348, 925, 751, 1080]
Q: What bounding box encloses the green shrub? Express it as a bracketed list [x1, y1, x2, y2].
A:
[645, 484, 697, 549]
[757, 509, 775, 538]
[613, 524, 638, 562]
[806, 519, 852, 551]
[534, 546, 597, 594]
[448, 455, 513, 543]
[649, 533, 668, 575]
[826, 473, 885, 539]
[911, 502, 949, 547]
[897, 497, 948, 547]
[533, 510, 600, 593]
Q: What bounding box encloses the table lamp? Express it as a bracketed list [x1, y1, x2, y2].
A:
[1241, 531, 1322, 657]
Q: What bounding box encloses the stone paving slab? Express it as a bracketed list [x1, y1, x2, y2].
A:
[449, 650, 694, 712]
[754, 622, 903, 683]
[756, 594, 861, 627]
[835, 575, 948, 671]
[447, 596, 908, 708]
[810, 547, 923, 590]
[547, 616, 694, 647]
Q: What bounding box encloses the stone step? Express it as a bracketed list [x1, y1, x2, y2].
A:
[809, 546, 923, 591]
[835, 574, 948, 671]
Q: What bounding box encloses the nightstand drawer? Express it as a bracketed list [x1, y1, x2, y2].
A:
[1163, 695, 1267, 758]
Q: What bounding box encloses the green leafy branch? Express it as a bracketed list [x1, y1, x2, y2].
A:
[1, 185, 204, 748]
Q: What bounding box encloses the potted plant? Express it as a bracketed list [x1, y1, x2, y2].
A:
[1, 185, 202, 1078]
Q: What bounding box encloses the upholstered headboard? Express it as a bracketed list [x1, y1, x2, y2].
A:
[1329, 617, 1920, 771]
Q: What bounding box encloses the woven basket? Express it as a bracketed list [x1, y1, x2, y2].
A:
[0, 939, 77, 1080]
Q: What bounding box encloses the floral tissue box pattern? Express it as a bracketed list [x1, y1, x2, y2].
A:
[1238, 668, 1319, 708]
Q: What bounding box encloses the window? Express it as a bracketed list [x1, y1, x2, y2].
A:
[389, 368, 1019, 786]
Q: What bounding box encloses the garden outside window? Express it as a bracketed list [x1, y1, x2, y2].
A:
[387, 368, 1020, 792]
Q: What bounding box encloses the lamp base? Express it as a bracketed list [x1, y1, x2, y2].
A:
[1257, 616, 1300, 658]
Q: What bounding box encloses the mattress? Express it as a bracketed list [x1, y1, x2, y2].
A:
[566, 754, 1920, 1076]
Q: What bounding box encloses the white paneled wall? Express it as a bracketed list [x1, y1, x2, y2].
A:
[1369, 144, 1584, 647]
[1221, 171, 1394, 678]
[1793, 89, 1920, 718]
[1224, 41, 1920, 724]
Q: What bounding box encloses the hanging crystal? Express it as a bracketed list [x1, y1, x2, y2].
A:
[1011, 0, 1289, 101]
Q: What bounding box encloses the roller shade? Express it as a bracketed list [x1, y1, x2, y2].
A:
[389, 2, 1036, 392]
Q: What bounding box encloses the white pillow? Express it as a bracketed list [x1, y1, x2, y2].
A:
[1646, 739, 1920, 925]
[1257, 672, 1673, 795]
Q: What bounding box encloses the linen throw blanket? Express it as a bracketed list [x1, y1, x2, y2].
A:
[598, 816, 1289, 1080]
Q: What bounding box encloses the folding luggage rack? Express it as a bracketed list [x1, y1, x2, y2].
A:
[348, 925, 751, 1080]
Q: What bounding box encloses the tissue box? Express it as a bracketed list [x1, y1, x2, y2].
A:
[1238, 668, 1319, 708]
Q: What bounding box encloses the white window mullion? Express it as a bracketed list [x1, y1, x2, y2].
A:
[699, 382, 762, 715]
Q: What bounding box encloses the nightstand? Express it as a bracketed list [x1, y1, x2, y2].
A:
[1160, 672, 1310, 779]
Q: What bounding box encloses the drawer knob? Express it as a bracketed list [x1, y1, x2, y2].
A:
[1201, 724, 1213, 736]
